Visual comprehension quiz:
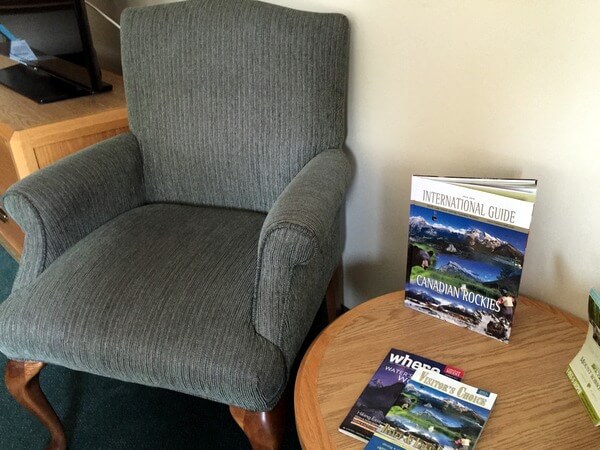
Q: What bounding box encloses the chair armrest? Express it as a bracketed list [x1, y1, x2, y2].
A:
[1, 132, 144, 290]
[253, 149, 351, 369]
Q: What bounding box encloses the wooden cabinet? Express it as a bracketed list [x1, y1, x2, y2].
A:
[0, 59, 128, 260]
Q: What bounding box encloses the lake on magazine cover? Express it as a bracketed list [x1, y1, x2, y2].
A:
[405, 204, 530, 341]
[382, 378, 492, 449]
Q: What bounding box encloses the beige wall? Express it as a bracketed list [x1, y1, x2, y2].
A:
[90, 0, 600, 319]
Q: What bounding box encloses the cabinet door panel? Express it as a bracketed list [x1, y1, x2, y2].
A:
[34, 127, 129, 169]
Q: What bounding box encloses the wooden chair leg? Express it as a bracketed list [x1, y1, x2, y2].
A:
[325, 263, 344, 324]
[5, 360, 66, 450]
[229, 395, 286, 450]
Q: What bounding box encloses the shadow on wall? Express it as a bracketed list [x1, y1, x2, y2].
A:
[87, 0, 178, 72]
[344, 146, 524, 305]
[514, 159, 593, 319]
[86, 0, 121, 72]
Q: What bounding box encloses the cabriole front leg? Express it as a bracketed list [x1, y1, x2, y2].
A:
[229, 396, 286, 450]
[4, 360, 67, 450]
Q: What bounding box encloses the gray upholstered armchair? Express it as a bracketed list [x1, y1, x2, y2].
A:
[0, 0, 349, 448]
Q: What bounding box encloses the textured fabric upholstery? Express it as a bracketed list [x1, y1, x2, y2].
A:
[0, 0, 350, 413]
[121, 0, 349, 212]
[1, 133, 144, 291]
[254, 149, 350, 369]
[0, 205, 287, 410]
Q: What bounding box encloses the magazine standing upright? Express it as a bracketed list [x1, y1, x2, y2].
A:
[405, 176, 537, 342]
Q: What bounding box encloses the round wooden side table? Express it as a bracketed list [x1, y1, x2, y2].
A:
[294, 291, 599, 449]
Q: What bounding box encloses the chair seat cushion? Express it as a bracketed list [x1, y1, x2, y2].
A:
[0, 204, 287, 411]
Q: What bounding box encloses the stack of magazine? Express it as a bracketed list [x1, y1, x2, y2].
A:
[566, 288, 600, 426]
[339, 349, 496, 449]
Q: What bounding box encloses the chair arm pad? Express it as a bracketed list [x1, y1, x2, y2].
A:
[1, 132, 145, 290]
[253, 149, 351, 369]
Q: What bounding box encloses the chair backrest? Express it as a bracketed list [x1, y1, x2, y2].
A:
[121, 0, 349, 212]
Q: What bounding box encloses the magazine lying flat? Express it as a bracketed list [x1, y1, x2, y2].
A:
[405, 176, 537, 342]
[567, 288, 600, 426]
[339, 349, 464, 443]
[365, 368, 497, 450]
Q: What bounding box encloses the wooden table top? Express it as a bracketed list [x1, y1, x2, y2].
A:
[294, 291, 600, 449]
[0, 56, 126, 132]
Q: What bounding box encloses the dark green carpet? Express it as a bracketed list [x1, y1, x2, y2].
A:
[0, 245, 318, 449]
[0, 246, 17, 301]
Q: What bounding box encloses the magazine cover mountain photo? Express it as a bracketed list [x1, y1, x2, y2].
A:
[339, 349, 464, 443]
[365, 368, 497, 450]
[405, 176, 537, 342]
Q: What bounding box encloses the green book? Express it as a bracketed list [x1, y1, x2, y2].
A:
[566, 288, 600, 426]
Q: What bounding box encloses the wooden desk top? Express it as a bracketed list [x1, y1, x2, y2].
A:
[0, 57, 126, 132]
[295, 292, 599, 449]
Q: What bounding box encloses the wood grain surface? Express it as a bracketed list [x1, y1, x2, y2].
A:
[8, 104, 129, 180]
[295, 292, 599, 449]
[33, 125, 129, 170]
[0, 56, 126, 131]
